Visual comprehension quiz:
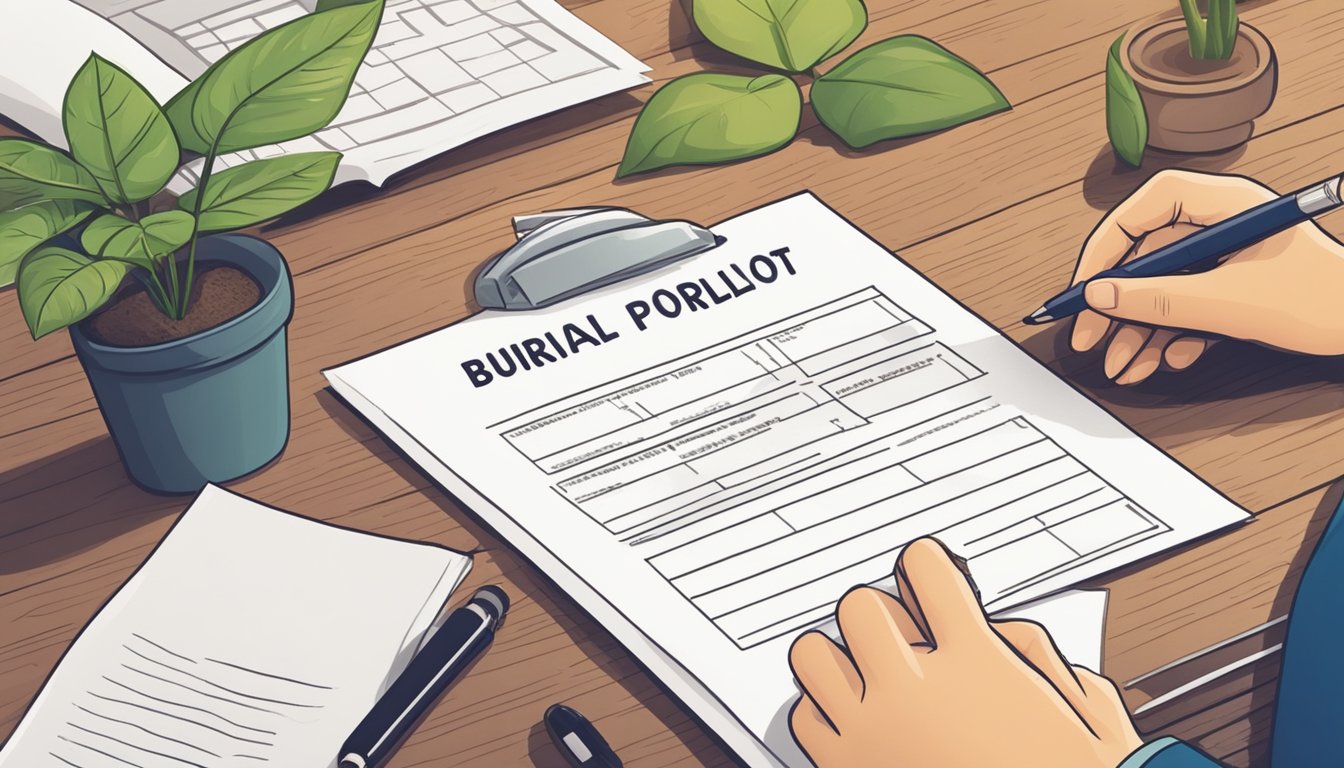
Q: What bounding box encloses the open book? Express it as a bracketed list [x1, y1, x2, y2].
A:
[0, 0, 649, 188]
[0, 485, 472, 767]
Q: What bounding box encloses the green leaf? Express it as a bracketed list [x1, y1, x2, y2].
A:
[16, 246, 128, 339]
[178, 151, 340, 231]
[0, 139, 106, 210]
[1206, 0, 1238, 60]
[692, 0, 866, 73]
[0, 201, 95, 287]
[811, 35, 1010, 149]
[166, 0, 383, 154]
[1106, 34, 1148, 167]
[617, 74, 801, 178]
[62, 54, 180, 204]
[81, 210, 194, 268]
[1179, 0, 1209, 58]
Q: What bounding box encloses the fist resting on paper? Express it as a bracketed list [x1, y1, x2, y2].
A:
[1069, 170, 1344, 385]
[786, 538, 1142, 767]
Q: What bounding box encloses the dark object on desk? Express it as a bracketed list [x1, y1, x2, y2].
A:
[338, 586, 509, 768]
[474, 207, 722, 311]
[545, 703, 624, 767]
[1024, 174, 1343, 324]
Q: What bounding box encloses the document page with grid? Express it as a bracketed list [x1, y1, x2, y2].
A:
[64, 0, 649, 186]
[324, 193, 1249, 767]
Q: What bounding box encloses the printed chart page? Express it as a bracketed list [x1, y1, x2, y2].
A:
[69, 0, 652, 188]
[325, 192, 1249, 766]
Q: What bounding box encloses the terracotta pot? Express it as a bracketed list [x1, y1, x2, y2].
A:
[1121, 19, 1277, 153]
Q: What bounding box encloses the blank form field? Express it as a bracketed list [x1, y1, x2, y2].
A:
[1050, 501, 1157, 555]
[969, 532, 1079, 593]
[493, 289, 1174, 649]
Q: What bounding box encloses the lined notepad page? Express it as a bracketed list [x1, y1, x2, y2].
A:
[0, 486, 471, 768]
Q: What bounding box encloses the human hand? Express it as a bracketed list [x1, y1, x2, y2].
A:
[1070, 170, 1344, 385]
[787, 539, 1142, 768]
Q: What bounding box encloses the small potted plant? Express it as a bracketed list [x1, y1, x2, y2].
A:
[1115, 0, 1277, 155]
[1, 0, 382, 493]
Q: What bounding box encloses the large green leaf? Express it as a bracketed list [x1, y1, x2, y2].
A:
[0, 201, 95, 287]
[692, 0, 866, 73]
[811, 35, 1010, 149]
[166, 0, 382, 154]
[63, 54, 179, 204]
[0, 139, 106, 210]
[1105, 34, 1148, 167]
[17, 246, 129, 339]
[618, 74, 801, 177]
[178, 152, 340, 231]
[81, 210, 194, 268]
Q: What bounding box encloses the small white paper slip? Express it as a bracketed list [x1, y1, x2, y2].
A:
[996, 589, 1110, 674]
[0, 485, 472, 768]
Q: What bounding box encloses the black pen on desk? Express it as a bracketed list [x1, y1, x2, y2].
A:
[1024, 173, 1344, 324]
[338, 586, 509, 768]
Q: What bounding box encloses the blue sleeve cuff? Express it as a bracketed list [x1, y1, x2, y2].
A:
[1118, 737, 1185, 768]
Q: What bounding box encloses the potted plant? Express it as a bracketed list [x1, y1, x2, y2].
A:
[1, 0, 382, 493]
[1108, 0, 1276, 161]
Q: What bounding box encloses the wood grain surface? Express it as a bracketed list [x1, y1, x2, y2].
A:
[3, 1, 1341, 766]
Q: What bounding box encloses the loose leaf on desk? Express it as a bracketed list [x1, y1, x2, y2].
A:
[692, 0, 867, 73]
[618, 73, 801, 177]
[811, 35, 1010, 149]
[1106, 33, 1148, 166]
[17, 246, 129, 339]
[0, 200, 95, 287]
[166, 0, 382, 154]
[0, 139, 107, 210]
[81, 211, 194, 269]
[178, 152, 340, 231]
[63, 54, 179, 204]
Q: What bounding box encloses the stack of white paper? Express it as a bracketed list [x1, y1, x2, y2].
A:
[0, 486, 471, 767]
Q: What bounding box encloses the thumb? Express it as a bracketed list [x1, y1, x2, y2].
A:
[1083, 273, 1240, 335]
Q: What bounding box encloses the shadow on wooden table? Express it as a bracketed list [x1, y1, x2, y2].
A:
[668, 0, 696, 59]
[0, 436, 182, 576]
[1081, 143, 1250, 212]
[1018, 323, 1344, 440]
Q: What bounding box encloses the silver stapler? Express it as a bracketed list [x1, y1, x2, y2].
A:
[473, 207, 724, 311]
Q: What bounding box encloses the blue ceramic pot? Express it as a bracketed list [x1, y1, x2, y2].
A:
[69, 235, 294, 494]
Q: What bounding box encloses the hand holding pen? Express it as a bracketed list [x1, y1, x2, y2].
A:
[1030, 170, 1344, 385]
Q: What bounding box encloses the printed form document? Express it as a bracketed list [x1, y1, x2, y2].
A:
[326, 193, 1248, 766]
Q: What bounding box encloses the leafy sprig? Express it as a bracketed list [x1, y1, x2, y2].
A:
[1180, 0, 1240, 60]
[618, 0, 1010, 177]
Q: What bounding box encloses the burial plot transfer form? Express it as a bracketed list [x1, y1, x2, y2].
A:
[326, 192, 1248, 767]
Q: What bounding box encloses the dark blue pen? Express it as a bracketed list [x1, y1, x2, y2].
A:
[1024, 174, 1343, 324]
[338, 586, 509, 768]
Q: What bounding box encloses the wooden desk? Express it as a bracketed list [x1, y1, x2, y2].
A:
[3, 1, 1342, 765]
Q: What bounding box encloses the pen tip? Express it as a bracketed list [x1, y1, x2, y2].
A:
[1023, 307, 1051, 325]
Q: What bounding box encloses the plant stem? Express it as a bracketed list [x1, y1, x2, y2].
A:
[142, 266, 174, 314]
[1178, 0, 1208, 58]
[179, 151, 218, 321]
[164, 230, 183, 317]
